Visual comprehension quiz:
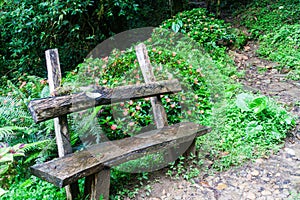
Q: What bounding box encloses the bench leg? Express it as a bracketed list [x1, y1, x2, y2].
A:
[84, 167, 111, 200]
[183, 138, 197, 157]
[66, 182, 80, 200]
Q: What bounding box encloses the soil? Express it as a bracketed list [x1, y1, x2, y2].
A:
[124, 18, 300, 200]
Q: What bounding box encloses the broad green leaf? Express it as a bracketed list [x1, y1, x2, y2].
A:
[0, 187, 7, 197]
[245, 121, 263, 135]
[171, 22, 180, 33]
[249, 97, 267, 114]
[235, 93, 253, 111]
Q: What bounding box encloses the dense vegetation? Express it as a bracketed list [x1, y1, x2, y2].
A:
[236, 0, 300, 79]
[0, 0, 298, 199]
[0, 0, 186, 86]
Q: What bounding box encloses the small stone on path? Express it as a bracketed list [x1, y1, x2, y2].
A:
[285, 148, 296, 156]
[251, 170, 260, 176]
[261, 190, 272, 196]
[245, 191, 256, 200]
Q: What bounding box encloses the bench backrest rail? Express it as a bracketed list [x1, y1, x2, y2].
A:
[28, 79, 181, 123]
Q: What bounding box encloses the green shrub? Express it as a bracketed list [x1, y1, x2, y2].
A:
[236, 0, 300, 79]
[68, 43, 212, 141]
[0, 80, 56, 193]
[0, 0, 186, 86]
[1, 176, 65, 200]
[160, 8, 239, 51]
[198, 92, 295, 170]
[237, 0, 300, 38]
[257, 24, 300, 78]
[0, 0, 105, 81]
[159, 8, 244, 77]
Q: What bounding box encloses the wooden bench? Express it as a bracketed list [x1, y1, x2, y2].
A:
[28, 43, 211, 200]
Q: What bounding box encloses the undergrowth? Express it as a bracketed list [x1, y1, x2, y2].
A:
[199, 92, 295, 171]
[258, 24, 300, 79]
[236, 0, 300, 79]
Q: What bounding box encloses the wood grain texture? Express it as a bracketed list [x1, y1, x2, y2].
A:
[28, 79, 181, 123]
[45, 49, 79, 199]
[135, 43, 168, 129]
[30, 122, 211, 188]
[84, 168, 110, 200]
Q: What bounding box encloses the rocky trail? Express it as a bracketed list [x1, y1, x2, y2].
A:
[130, 40, 300, 200]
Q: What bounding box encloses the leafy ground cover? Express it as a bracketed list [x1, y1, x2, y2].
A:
[235, 0, 300, 79]
[0, 5, 297, 200]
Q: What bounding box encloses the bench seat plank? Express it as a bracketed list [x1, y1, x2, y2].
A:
[28, 79, 181, 123]
[31, 122, 211, 188]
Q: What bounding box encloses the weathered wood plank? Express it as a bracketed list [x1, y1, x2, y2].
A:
[45, 49, 79, 199]
[28, 79, 181, 123]
[84, 168, 110, 200]
[46, 49, 73, 157]
[136, 43, 179, 164]
[30, 122, 211, 188]
[135, 43, 168, 129]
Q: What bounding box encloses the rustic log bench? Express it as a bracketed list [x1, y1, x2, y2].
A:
[28, 43, 211, 200]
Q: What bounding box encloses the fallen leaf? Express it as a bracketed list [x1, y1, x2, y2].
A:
[200, 181, 210, 187]
[219, 151, 229, 157]
[235, 52, 249, 61]
[216, 183, 228, 190]
[244, 46, 251, 51]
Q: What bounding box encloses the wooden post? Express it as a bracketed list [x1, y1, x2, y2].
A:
[135, 43, 196, 160]
[135, 43, 179, 163]
[84, 168, 111, 200]
[135, 43, 168, 129]
[45, 49, 79, 199]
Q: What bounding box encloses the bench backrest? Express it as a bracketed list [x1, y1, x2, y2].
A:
[29, 43, 183, 159]
[29, 44, 181, 124]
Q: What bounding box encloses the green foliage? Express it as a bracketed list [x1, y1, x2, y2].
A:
[160, 8, 239, 51]
[69, 41, 213, 141]
[0, 126, 27, 140]
[159, 8, 244, 78]
[166, 154, 203, 181]
[237, 0, 300, 38]
[0, 0, 105, 81]
[198, 92, 295, 171]
[105, 0, 175, 28]
[257, 24, 300, 78]
[110, 170, 149, 199]
[0, 88, 55, 192]
[1, 176, 65, 200]
[236, 0, 300, 79]
[0, 0, 185, 85]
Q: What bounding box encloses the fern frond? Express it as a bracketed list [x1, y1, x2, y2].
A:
[24, 152, 40, 164]
[25, 139, 57, 164]
[0, 126, 27, 141]
[22, 140, 52, 153]
[0, 96, 32, 126]
[40, 86, 50, 98]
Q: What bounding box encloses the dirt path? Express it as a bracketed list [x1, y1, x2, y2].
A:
[232, 41, 300, 120]
[129, 41, 300, 200]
